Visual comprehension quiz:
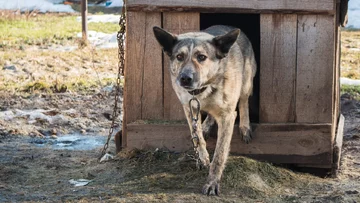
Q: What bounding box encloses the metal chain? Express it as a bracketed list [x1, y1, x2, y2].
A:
[189, 95, 202, 169]
[99, 3, 126, 160]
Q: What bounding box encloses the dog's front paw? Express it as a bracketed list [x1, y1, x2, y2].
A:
[198, 151, 210, 167]
[202, 180, 220, 196]
[240, 126, 252, 144]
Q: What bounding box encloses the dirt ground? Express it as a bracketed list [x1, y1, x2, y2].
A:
[1, 32, 360, 202]
[1, 90, 360, 203]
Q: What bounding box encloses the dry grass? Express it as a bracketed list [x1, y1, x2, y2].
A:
[110, 149, 327, 202]
[341, 30, 360, 79]
[0, 47, 119, 94]
[0, 12, 119, 49]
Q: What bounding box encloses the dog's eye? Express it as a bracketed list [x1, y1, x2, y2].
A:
[176, 54, 184, 61]
[197, 54, 207, 62]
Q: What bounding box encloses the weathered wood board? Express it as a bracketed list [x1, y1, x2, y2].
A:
[125, 11, 146, 124]
[162, 12, 200, 120]
[333, 114, 344, 172]
[141, 13, 163, 120]
[127, 0, 335, 14]
[260, 14, 297, 123]
[125, 12, 163, 123]
[127, 123, 333, 165]
[296, 15, 335, 123]
[127, 123, 192, 152]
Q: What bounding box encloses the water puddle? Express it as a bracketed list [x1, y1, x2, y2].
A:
[30, 134, 105, 150]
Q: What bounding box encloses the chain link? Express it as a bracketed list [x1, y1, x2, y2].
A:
[99, 3, 126, 160]
[189, 95, 202, 169]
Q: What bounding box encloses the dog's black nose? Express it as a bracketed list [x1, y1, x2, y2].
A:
[179, 73, 193, 87]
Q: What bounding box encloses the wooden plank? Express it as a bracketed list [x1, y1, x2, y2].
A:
[127, 123, 192, 151]
[260, 14, 297, 123]
[125, 12, 163, 123]
[141, 13, 163, 120]
[127, 0, 335, 14]
[296, 15, 335, 123]
[126, 122, 333, 165]
[163, 12, 200, 120]
[124, 11, 146, 123]
[332, 114, 344, 175]
[332, 3, 341, 149]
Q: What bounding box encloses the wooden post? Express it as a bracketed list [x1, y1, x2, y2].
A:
[81, 0, 88, 40]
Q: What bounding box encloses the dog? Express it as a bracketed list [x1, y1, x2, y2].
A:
[153, 25, 257, 195]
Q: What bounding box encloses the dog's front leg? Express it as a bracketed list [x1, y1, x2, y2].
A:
[239, 97, 252, 143]
[183, 106, 210, 167]
[202, 111, 236, 196]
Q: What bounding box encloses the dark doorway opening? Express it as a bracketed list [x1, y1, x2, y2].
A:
[200, 13, 260, 123]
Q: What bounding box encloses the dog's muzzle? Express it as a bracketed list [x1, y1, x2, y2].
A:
[188, 87, 207, 96]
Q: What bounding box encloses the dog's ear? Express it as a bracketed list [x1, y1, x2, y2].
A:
[153, 26, 177, 56]
[213, 29, 240, 59]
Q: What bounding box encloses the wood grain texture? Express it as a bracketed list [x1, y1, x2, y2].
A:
[163, 12, 200, 120]
[141, 13, 163, 120]
[124, 11, 146, 124]
[125, 12, 163, 123]
[332, 114, 344, 172]
[126, 0, 335, 14]
[332, 6, 341, 141]
[260, 14, 297, 123]
[296, 15, 335, 123]
[126, 122, 333, 165]
[127, 123, 192, 151]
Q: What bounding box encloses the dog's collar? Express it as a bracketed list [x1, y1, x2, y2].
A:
[188, 87, 207, 96]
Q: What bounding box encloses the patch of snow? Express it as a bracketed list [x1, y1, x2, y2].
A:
[341, 77, 360, 86]
[107, 0, 123, 7]
[76, 14, 120, 24]
[76, 31, 118, 48]
[50, 46, 78, 52]
[348, 0, 360, 28]
[46, 0, 64, 4]
[14, 109, 69, 125]
[0, 110, 15, 121]
[69, 179, 92, 187]
[0, 0, 75, 13]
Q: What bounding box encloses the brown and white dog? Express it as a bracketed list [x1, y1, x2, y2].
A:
[153, 25, 257, 195]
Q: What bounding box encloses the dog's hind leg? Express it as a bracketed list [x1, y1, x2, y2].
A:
[202, 114, 215, 139]
[238, 96, 252, 143]
[183, 106, 210, 167]
[202, 111, 236, 196]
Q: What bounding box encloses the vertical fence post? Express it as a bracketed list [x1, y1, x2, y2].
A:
[81, 0, 88, 41]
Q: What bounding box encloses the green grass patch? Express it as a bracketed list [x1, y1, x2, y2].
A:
[0, 14, 120, 48]
[341, 84, 360, 100]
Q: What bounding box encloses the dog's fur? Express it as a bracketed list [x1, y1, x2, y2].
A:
[153, 25, 257, 195]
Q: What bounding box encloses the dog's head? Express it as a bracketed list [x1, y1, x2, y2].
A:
[153, 26, 240, 93]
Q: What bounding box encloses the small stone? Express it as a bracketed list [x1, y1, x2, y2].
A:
[79, 123, 86, 129]
[32, 130, 44, 137]
[80, 129, 86, 134]
[99, 153, 114, 163]
[345, 190, 359, 195]
[3, 65, 16, 71]
[51, 135, 58, 139]
[51, 128, 57, 135]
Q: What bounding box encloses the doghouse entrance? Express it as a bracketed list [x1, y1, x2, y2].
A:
[200, 13, 260, 123]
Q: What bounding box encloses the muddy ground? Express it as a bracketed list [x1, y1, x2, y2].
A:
[1, 38, 360, 202]
[0, 91, 360, 203]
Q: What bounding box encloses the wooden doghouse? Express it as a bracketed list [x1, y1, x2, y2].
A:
[123, 0, 344, 169]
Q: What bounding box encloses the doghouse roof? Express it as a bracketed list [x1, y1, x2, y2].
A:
[126, 0, 335, 14]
